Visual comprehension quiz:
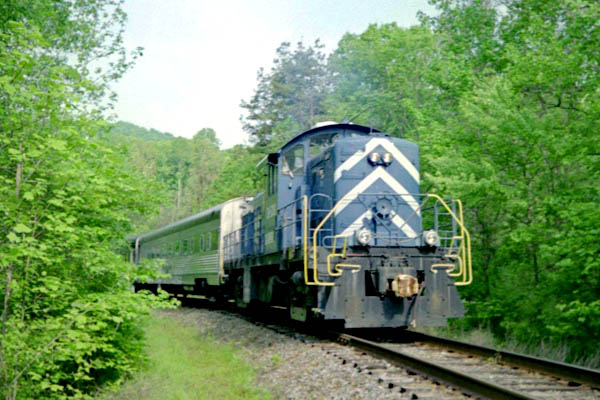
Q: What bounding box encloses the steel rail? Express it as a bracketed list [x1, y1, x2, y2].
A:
[334, 332, 536, 400]
[405, 331, 600, 388]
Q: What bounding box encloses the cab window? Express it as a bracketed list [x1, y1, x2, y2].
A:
[281, 144, 304, 177]
[309, 133, 337, 157]
[267, 163, 277, 195]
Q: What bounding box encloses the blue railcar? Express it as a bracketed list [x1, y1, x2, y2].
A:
[129, 123, 472, 328]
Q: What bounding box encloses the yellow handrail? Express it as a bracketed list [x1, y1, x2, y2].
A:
[426, 195, 472, 286]
[302, 194, 337, 286]
[305, 192, 472, 287]
[302, 195, 318, 285]
[326, 236, 344, 277]
[308, 190, 360, 286]
[447, 200, 465, 276]
[326, 236, 361, 276]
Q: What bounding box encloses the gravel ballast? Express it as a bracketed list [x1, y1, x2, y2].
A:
[161, 307, 468, 399]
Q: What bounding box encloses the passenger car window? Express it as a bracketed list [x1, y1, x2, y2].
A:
[281, 144, 304, 177]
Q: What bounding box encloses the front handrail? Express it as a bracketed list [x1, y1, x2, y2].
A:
[311, 192, 472, 286]
[310, 189, 361, 286]
[326, 236, 361, 276]
[424, 195, 472, 286]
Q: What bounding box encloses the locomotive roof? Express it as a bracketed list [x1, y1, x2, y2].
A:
[280, 123, 382, 151]
[256, 123, 383, 167]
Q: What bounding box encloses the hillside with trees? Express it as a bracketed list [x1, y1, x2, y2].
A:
[1, 0, 598, 398]
[110, 121, 175, 142]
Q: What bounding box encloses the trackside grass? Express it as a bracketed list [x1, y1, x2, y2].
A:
[416, 326, 600, 369]
[100, 313, 270, 400]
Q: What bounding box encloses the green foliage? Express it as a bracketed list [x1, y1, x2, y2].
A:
[110, 121, 174, 142]
[110, 121, 262, 231]
[101, 313, 270, 400]
[110, 125, 224, 229]
[241, 40, 329, 145]
[327, 24, 439, 140]
[418, 0, 599, 361]
[202, 145, 265, 207]
[0, 3, 175, 398]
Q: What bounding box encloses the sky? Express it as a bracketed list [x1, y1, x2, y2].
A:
[113, 0, 437, 148]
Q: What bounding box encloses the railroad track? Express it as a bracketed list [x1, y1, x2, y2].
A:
[331, 330, 600, 400]
[183, 299, 599, 399]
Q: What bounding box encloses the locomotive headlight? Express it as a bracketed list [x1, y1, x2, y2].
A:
[356, 229, 372, 246]
[368, 152, 381, 164]
[423, 230, 440, 247]
[382, 152, 393, 165]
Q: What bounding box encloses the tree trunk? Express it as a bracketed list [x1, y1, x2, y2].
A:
[1, 265, 12, 341]
[177, 177, 182, 209]
[2, 142, 23, 399]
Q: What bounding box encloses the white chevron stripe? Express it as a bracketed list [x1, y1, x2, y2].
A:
[391, 214, 418, 237]
[339, 210, 372, 237]
[339, 209, 418, 238]
[334, 167, 420, 216]
[334, 138, 420, 183]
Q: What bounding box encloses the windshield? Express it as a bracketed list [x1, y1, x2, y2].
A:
[281, 144, 304, 177]
[309, 133, 338, 157]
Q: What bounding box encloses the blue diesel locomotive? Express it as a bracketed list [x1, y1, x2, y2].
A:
[129, 123, 472, 328]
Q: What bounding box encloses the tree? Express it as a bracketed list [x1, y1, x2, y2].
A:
[421, 0, 600, 360]
[182, 128, 223, 213]
[327, 24, 440, 140]
[202, 145, 264, 207]
[110, 121, 175, 142]
[0, 2, 173, 398]
[241, 40, 330, 146]
[109, 124, 226, 228]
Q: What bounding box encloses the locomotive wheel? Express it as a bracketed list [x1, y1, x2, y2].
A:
[289, 272, 311, 322]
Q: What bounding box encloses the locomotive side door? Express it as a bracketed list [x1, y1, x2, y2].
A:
[278, 141, 307, 250]
[261, 153, 279, 256]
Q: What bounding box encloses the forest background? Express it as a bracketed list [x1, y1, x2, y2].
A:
[1, 0, 599, 398]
